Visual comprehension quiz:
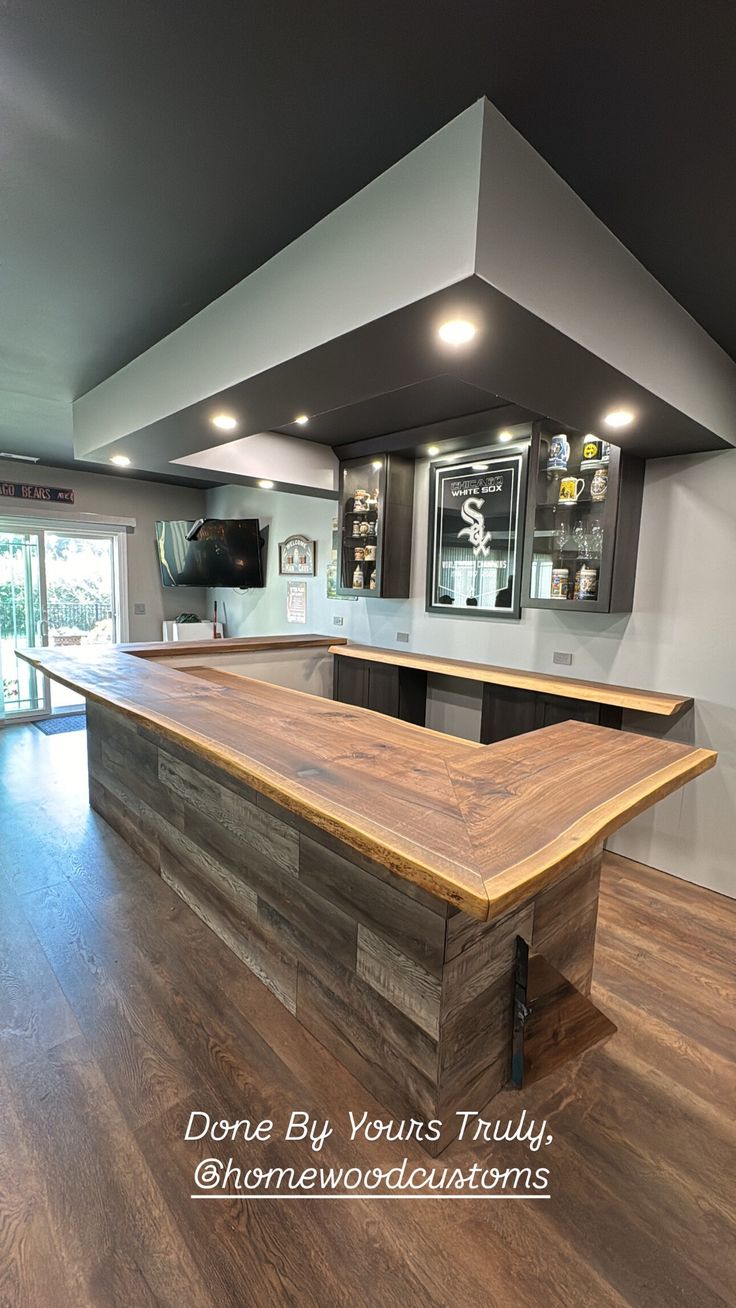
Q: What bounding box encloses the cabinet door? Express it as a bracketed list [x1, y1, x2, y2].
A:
[539, 694, 601, 728]
[480, 685, 542, 743]
[334, 658, 369, 708]
[366, 663, 400, 717]
[521, 422, 644, 614]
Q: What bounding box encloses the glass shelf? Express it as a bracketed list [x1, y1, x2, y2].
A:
[338, 457, 384, 594]
[526, 430, 618, 606]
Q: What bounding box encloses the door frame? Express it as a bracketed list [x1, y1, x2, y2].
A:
[0, 515, 130, 722]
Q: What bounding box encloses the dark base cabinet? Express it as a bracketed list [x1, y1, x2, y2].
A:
[333, 657, 427, 726]
[336, 654, 627, 740]
[480, 683, 623, 744]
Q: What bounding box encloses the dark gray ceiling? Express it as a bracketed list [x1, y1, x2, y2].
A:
[2, 0, 735, 464]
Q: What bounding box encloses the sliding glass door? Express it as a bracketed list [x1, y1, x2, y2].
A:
[0, 521, 127, 722]
[0, 529, 48, 717]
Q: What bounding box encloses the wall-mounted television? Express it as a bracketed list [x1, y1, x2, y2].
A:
[155, 519, 265, 588]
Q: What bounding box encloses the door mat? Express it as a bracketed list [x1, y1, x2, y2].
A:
[34, 713, 86, 735]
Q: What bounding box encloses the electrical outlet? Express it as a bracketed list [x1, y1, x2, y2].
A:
[396, 632, 410, 643]
[553, 651, 573, 666]
[134, 603, 146, 616]
[333, 616, 344, 627]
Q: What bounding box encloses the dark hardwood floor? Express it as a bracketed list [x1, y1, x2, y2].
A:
[0, 724, 734, 1307]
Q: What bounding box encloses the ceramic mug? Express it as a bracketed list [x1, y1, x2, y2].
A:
[548, 434, 570, 471]
[574, 564, 599, 600]
[354, 547, 365, 561]
[551, 567, 570, 598]
[364, 545, 376, 561]
[590, 468, 608, 502]
[558, 476, 585, 504]
[601, 441, 611, 464]
[581, 437, 605, 469]
[358, 520, 371, 536]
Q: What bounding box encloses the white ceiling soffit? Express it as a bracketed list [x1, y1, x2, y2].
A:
[174, 431, 337, 492]
[73, 97, 736, 463]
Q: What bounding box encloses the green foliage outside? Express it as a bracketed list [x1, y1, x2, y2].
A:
[0, 533, 113, 636]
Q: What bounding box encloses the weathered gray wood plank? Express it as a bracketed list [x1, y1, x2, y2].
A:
[300, 834, 446, 977]
[159, 750, 298, 876]
[356, 925, 441, 1039]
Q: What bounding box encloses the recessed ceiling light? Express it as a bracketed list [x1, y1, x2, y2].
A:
[110, 455, 131, 467]
[427, 445, 440, 456]
[437, 318, 476, 346]
[472, 463, 489, 472]
[294, 414, 309, 426]
[258, 479, 274, 489]
[498, 431, 513, 443]
[603, 409, 633, 429]
[211, 413, 238, 432]
[372, 460, 383, 470]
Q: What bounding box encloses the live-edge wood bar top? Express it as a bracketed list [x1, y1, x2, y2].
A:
[330, 642, 692, 716]
[124, 632, 345, 658]
[18, 638, 714, 921]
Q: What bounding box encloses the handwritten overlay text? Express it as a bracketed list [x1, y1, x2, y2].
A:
[186, 1109, 554, 1200]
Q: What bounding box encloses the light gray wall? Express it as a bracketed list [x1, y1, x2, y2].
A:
[210, 450, 736, 900]
[0, 460, 207, 641]
[206, 483, 339, 638]
[476, 100, 736, 441]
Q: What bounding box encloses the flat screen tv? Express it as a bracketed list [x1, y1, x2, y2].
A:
[155, 518, 264, 588]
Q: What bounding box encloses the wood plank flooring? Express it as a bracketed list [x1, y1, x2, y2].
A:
[0, 724, 734, 1308]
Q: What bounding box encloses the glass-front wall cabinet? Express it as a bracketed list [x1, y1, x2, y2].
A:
[337, 454, 414, 598]
[522, 423, 644, 614]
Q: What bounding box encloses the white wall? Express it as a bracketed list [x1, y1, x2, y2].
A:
[0, 460, 207, 642]
[209, 450, 736, 900]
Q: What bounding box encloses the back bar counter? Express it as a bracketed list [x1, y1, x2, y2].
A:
[19, 635, 715, 1153]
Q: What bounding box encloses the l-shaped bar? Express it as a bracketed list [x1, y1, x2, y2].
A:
[18, 636, 715, 1152]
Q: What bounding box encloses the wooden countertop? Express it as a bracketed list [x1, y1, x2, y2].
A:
[18, 639, 715, 921]
[330, 643, 691, 717]
[125, 633, 345, 658]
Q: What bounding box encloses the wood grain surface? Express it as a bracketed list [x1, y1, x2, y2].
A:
[1, 724, 733, 1307]
[126, 633, 345, 658]
[17, 641, 715, 920]
[521, 954, 617, 1086]
[330, 642, 692, 715]
[85, 704, 612, 1152]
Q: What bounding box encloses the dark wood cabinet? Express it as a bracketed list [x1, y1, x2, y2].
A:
[521, 421, 644, 614]
[480, 683, 623, 744]
[332, 646, 687, 744]
[333, 656, 426, 725]
[337, 454, 414, 598]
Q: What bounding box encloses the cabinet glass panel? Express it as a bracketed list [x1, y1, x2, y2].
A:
[529, 432, 616, 605]
[339, 458, 383, 593]
[427, 450, 524, 616]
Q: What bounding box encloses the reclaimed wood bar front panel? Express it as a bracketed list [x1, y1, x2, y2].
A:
[86, 701, 604, 1153]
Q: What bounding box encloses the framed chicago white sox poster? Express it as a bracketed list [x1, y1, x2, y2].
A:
[426, 447, 526, 618]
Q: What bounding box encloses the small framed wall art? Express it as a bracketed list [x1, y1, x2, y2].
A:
[279, 534, 316, 576]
